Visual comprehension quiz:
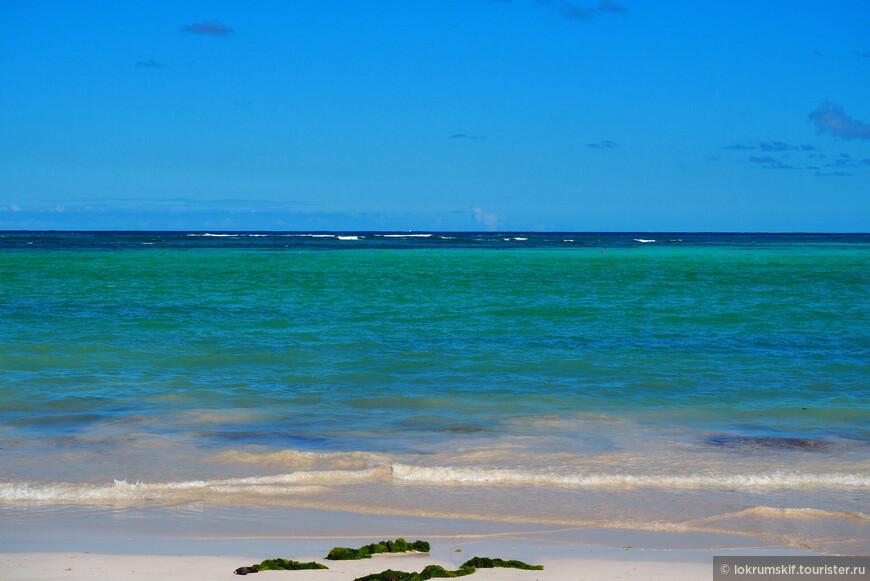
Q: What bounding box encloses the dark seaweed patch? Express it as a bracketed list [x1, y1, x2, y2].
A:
[234, 558, 328, 574]
[352, 558, 543, 581]
[354, 565, 474, 581]
[460, 557, 543, 571]
[235, 540, 543, 578]
[706, 435, 831, 451]
[327, 539, 430, 560]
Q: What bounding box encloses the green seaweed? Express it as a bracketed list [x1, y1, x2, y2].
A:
[354, 570, 415, 581]
[354, 565, 474, 581]
[352, 557, 543, 581]
[410, 540, 430, 552]
[256, 558, 329, 571]
[418, 564, 476, 578]
[326, 546, 365, 560]
[326, 538, 430, 560]
[234, 542, 542, 580]
[460, 556, 543, 571]
[234, 558, 328, 575]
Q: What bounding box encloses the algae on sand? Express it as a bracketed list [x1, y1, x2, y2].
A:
[234, 558, 328, 575]
[233, 540, 543, 580]
[326, 538, 430, 560]
[352, 557, 544, 581]
[460, 556, 543, 571]
[353, 565, 472, 581]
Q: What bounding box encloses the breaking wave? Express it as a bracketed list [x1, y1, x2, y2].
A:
[3, 464, 866, 504]
[388, 465, 870, 488]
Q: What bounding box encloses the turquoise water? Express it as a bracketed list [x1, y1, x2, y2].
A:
[0, 232, 868, 550]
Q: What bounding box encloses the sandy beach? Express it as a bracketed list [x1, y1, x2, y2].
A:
[1, 551, 712, 581]
[0, 504, 822, 581]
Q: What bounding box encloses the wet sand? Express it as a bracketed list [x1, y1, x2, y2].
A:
[0, 504, 821, 580]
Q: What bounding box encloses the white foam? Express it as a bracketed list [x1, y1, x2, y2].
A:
[187, 233, 239, 237]
[388, 465, 870, 489]
[0, 468, 386, 503]
[381, 234, 432, 238]
[187, 233, 266, 237]
[337, 236, 359, 240]
[513, 237, 528, 241]
[284, 234, 335, 238]
[218, 448, 391, 469]
[634, 239, 656, 243]
[3, 464, 865, 505]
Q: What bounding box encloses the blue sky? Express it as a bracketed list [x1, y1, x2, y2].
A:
[1, 1, 868, 231]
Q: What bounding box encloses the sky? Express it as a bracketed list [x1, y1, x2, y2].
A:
[1, 1, 869, 231]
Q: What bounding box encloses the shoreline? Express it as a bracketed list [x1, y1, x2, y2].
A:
[0, 504, 826, 580]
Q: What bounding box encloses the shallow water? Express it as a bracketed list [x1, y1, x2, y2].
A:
[1, 232, 868, 551]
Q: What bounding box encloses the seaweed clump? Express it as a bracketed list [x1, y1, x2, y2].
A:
[326, 538, 430, 560]
[354, 570, 416, 581]
[352, 557, 543, 581]
[461, 556, 543, 571]
[234, 558, 328, 575]
[354, 565, 471, 581]
[233, 540, 542, 580]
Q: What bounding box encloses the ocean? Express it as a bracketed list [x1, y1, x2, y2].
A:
[0, 231, 868, 552]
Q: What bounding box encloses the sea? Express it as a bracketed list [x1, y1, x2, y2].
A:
[0, 231, 868, 552]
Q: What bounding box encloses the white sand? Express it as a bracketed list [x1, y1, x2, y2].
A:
[0, 505, 818, 580]
[2, 550, 713, 581]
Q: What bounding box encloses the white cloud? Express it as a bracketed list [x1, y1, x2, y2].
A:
[473, 207, 502, 229]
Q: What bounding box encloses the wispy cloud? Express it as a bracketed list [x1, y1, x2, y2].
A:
[815, 171, 852, 178]
[748, 156, 794, 170]
[809, 103, 870, 140]
[725, 141, 816, 152]
[44, 198, 313, 214]
[758, 141, 794, 152]
[181, 20, 233, 37]
[552, 2, 593, 20]
[723, 133, 867, 177]
[587, 140, 618, 148]
[0, 206, 437, 231]
[501, 0, 627, 21]
[135, 59, 168, 68]
[820, 153, 870, 170]
[597, 1, 627, 14]
[472, 207, 502, 229]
